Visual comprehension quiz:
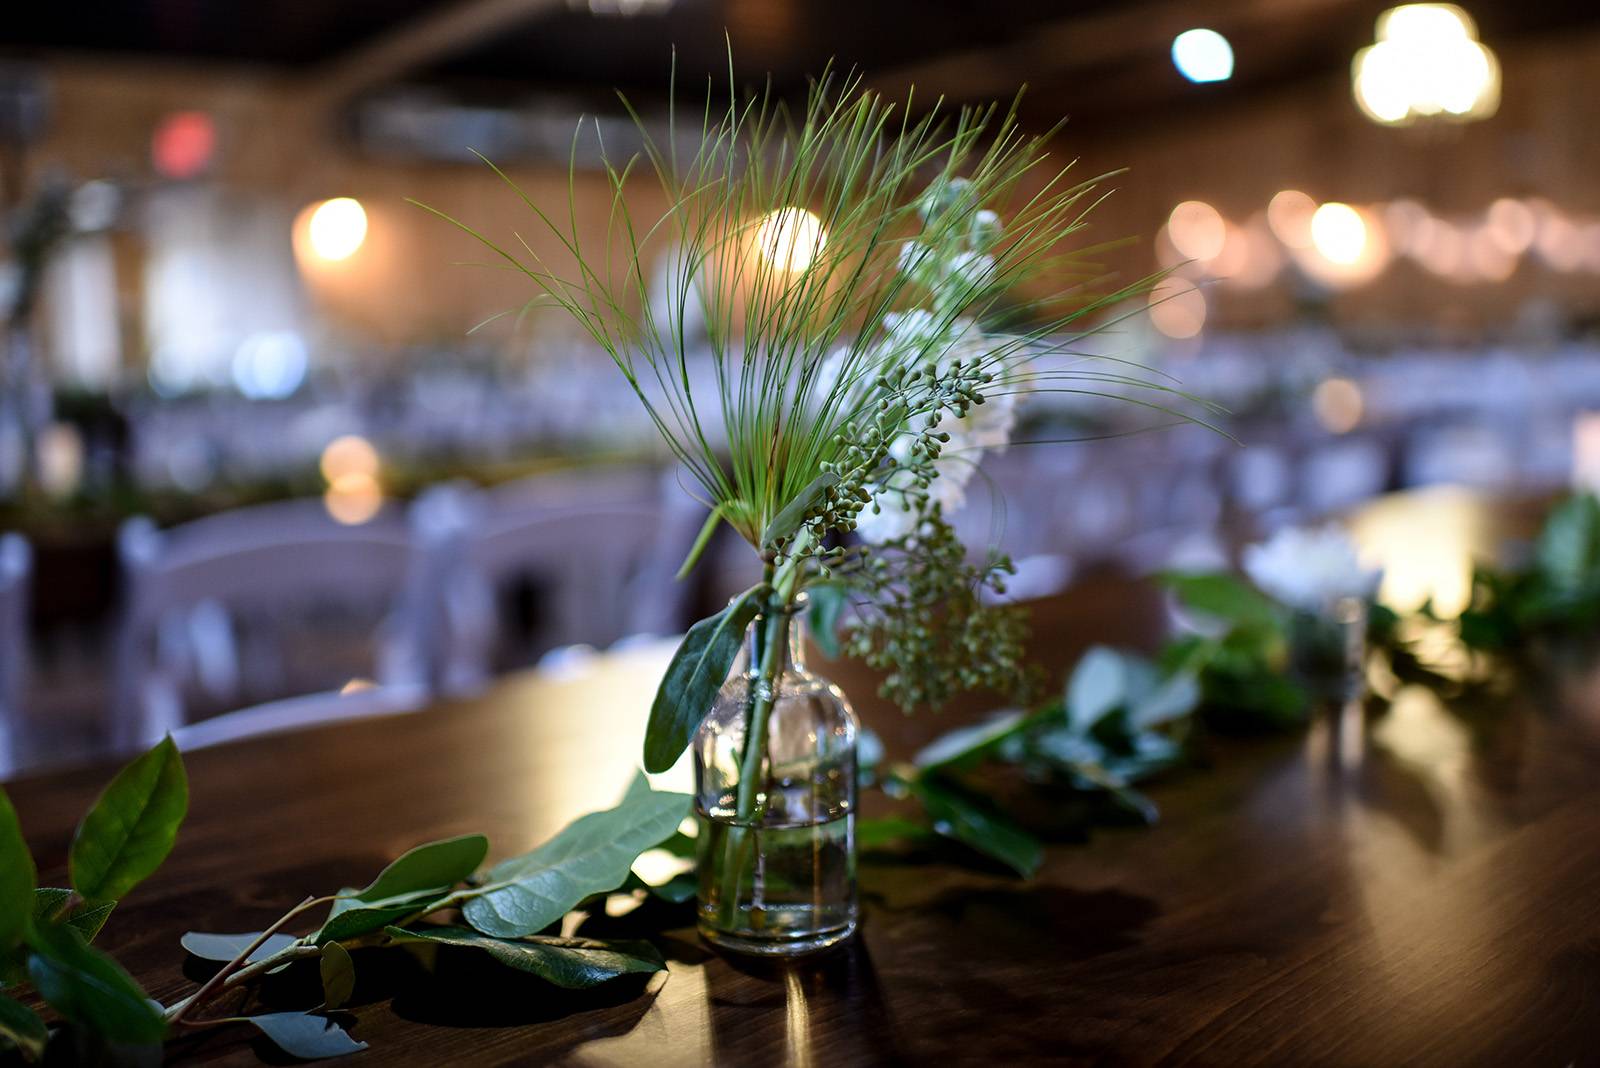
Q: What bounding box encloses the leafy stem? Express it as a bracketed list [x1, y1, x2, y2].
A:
[166, 896, 333, 1025]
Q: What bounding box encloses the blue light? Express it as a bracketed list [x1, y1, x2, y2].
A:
[1172, 28, 1234, 84]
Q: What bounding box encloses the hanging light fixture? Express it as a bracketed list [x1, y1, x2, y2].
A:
[1352, 4, 1499, 126]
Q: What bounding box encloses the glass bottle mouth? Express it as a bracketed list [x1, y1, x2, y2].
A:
[727, 590, 810, 617]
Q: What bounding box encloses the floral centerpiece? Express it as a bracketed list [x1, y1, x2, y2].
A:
[423, 64, 1207, 955]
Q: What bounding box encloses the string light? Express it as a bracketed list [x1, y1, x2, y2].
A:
[1171, 29, 1234, 84]
[1165, 200, 1227, 261]
[1148, 278, 1207, 339]
[1352, 4, 1500, 126]
[1266, 191, 1318, 249]
[300, 198, 368, 263]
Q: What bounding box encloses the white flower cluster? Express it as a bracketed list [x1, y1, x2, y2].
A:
[1242, 524, 1382, 614]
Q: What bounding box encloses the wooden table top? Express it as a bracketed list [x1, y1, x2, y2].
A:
[10, 487, 1600, 1066]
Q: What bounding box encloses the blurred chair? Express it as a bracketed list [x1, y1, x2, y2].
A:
[1403, 424, 1517, 490]
[114, 500, 430, 749]
[418, 467, 704, 693]
[0, 534, 29, 778]
[1300, 437, 1390, 516]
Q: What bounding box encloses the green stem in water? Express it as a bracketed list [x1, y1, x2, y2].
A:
[717, 546, 810, 929]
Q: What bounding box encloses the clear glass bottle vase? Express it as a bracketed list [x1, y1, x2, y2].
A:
[692, 594, 859, 955]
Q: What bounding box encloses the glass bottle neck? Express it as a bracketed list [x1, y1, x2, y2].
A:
[746, 599, 806, 677]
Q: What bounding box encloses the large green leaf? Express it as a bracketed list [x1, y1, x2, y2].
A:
[644, 584, 766, 773]
[69, 737, 188, 903]
[0, 789, 35, 950]
[25, 923, 165, 1046]
[0, 992, 48, 1062]
[179, 931, 299, 964]
[32, 890, 114, 943]
[247, 1012, 366, 1060]
[319, 942, 355, 1010]
[384, 926, 665, 989]
[912, 776, 1042, 878]
[462, 774, 691, 938]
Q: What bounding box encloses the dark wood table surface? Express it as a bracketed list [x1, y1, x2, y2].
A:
[9, 487, 1600, 1066]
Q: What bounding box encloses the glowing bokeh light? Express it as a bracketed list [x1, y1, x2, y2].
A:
[754, 208, 826, 273]
[1148, 278, 1207, 339]
[1485, 197, 1536, 255]
[1313, 377, 1365, 434]
[1352, 4, 1500, 126]
[1172, 29, 1235, 83]
[152, 111, 216, 180]
[319, 435, 380, 485]
[303, 198, 368, 262]
[1310, 202, 1369, 265]
[324, 472, 383, 526]
[1166, 200, 1227, 261]
[1267, 190, 1318, 249]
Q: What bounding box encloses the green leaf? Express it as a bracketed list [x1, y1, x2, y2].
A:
[32, 890, 116, 944]
[1066, 646, 1127, 733]
[1128, 670, 1200, 730]
[247, 1012, 367, 1060]
[69, 737, 188, 903]
[25, 922, 165, 1045]
[1536, 494, 1600, 592]
[805, 581, 850, 660]
[314, 887, 452, 946]
[0, 789, 36, 950]
[319, 942, 355, 1010]
[761, 471, 838, 548]
[913, 710, 1030, 772]
[348, 834, 488, 904]
[912, 776, 1043, 878]
[675, 506, 724, 581]
[383, 926, 665, 989]
[1162, 571, 1281, 629]
[0, 992, 48, 1061]
[179, 931, 299, 964]
[644, 584, 766, 773]
[854, 817, 932, 850]
[462, 773, 691, 938]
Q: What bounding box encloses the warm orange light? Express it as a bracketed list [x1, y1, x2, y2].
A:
[754, 208, 826, 273]
[298, 198, 368, 263]
[324, 472, 383, 525]
[319, 435, 380, 483]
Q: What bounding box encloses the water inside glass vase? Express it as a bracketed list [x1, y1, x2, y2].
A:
[691, 596, 859, 955]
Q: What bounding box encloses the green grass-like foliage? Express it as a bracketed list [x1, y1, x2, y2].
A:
[414, 56, 1208, 555]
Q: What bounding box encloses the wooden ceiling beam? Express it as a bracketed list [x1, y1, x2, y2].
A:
[294, 0, 567, 114]
[870, 0, 1371, 103]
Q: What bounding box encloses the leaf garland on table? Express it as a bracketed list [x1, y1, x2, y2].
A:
[1455, 493, 1600, 651]
[0, 748, 693, 1064]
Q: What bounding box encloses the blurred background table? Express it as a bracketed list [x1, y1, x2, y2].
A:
[9, 490, 1600, 1066]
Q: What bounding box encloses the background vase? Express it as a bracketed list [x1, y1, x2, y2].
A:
[691, 596, 859, 956]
